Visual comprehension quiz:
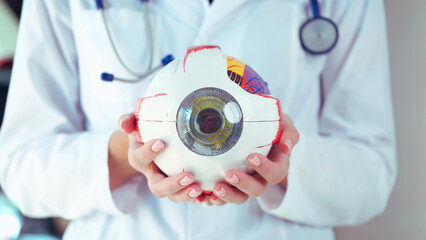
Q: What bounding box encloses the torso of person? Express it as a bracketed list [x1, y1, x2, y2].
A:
[65, 0, 330, 239]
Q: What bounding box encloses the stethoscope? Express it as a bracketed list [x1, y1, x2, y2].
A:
[300, 0, 339, 55]
[96, 0, 174, 83]
[96, 0, 338, 83]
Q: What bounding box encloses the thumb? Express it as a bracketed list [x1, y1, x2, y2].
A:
[118, 113, 136, 134]
[277, 113, 299, 154]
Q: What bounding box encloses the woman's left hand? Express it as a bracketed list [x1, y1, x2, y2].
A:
[208, 113, 299, 206]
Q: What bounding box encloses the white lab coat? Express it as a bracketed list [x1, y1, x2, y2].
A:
[0, 0, 396, 239]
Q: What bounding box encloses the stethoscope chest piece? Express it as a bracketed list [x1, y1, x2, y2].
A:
[299, 0, 339, 55]
[300, 17, 338, 55]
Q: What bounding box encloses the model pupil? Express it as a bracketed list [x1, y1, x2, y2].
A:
[196, 108, 222, 134]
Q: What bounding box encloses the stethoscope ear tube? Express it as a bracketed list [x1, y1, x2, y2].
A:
[101, 54, 174, 83]
[97, 0, 174, 83]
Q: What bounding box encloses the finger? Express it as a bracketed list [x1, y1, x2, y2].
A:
[209, 194, 227, 206]
[118, 113, 135, 134]
[168, 183, 202, 202]
[128, 131, 142, 146]
[148, 168, 197, 198]
[267, 143, 284, 162]
[148, 167, 195, 198]
[247, 153, 289, 185]
[213, 183, 249, 204]
[129, 139, 165, 172]
[224, 170, 267, 197]
[277, 114, 299, 154]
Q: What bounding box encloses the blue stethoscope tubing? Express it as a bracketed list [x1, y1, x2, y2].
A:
[96, 0, 338, 83]
[96, 0, 174, 83]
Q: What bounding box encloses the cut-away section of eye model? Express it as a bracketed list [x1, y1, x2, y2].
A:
[176, 87, 243, 156]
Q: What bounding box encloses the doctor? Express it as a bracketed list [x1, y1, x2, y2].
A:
[0, 0, 396, 239]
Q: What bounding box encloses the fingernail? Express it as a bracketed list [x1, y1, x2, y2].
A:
[248, 155, 261, 167]
[226, 174, 239, 184]
[215, 187, 226, 197]
[119, 117, 128, 131]
[121, 121, 129, 130]
[284, 138, 293, 152]
[189, 188, 201, 198]
[179, 175, 194, 186]
[151, 140, 164, 152]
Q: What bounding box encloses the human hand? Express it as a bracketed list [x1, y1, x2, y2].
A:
[208, 113, 299, 206]
[115, 113, 203, 202]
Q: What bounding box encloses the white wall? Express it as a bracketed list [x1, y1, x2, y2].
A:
[335, 0, 426, 239]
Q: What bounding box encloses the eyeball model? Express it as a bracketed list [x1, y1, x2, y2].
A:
[135, 46, 282, 192]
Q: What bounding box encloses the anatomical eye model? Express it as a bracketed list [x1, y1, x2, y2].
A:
[134, 45, 282, 193]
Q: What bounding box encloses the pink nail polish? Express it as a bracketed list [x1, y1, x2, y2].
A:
[151, 140, 164, 152]
[179, 176, 193, 186]
[189, 189, 201, 198]
[120, 120, 128, 131]
[248, 155, 261, 167]
[284, 138, 293, 152]
[216, 187, 226, 197]
[227, 174, 239, 184]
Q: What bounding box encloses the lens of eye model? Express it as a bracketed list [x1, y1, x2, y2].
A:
[196, 108, 223, 134]
[176, 87, 243, 156]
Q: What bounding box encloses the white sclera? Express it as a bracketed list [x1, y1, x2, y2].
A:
[223, 101, 242, 124]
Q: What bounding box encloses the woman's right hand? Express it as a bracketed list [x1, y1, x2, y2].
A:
[109, 113, 203, 203]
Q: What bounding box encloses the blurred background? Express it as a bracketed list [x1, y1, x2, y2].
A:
[0, 0, 424, 239]
[0, 1, 66, 239]
[335, 0, 426, 239]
